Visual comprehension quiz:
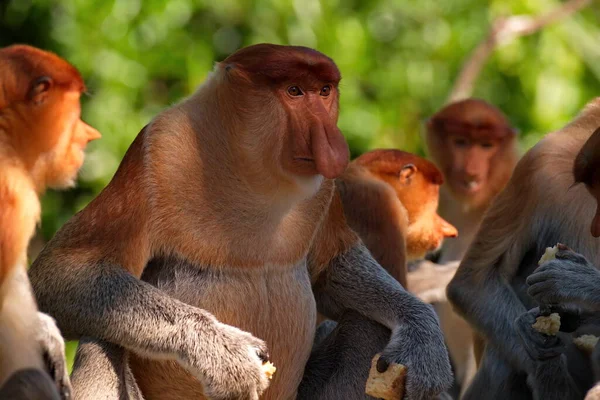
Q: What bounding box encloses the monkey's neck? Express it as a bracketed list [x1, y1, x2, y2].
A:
[0, 158, 41, 249]
[144, 113, 332, 267]
[438, 186, 487, 263]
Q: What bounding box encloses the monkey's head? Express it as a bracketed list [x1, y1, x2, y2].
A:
[0, 44, 101, 192]
[355, 149, 458, 260]
[214, 43, 349, 196]
[426, 98, 517, 209]
[574, 126, 600, 237]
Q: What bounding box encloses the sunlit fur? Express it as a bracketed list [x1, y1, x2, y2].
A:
[447, 98, 600, 399]
[0, 44, 99, 391]
[28, 44, 359, 400]
[336, 149, 457, 288]
[574, 127, 600, 237]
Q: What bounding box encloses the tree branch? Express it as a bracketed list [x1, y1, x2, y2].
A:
[447, 0, 592, 103]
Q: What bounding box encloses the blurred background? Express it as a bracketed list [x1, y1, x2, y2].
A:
[1, 0, 599, 367]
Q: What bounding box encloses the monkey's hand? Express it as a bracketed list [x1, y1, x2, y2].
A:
[37, 312, 72, 400]
[515, 308, 566, 362]
[376, 305, 453, 400]
[527, 248, 600, 312]
[179, 315, 270, 400]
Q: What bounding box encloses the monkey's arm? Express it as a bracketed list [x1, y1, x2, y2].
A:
[528, 249, 600, 312]
[336, 171, 408, 287]
[448, 263, 533, 371]
[313, 244, 452, 397]
[309, 191, 452, 397]
[29, 254, 269, 399]
[515, 308, 582, 400]
[447, 163, 539, 373]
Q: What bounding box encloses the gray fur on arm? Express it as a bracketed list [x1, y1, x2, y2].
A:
[31, 264, 212, 358]
[313, 244, 433, 329]
[448, 268, 533, 373]
[312, 244, 453, 398]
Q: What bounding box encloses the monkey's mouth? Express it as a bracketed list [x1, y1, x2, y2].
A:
[456, 179, 482, 193]
[294, 157, 315, 163]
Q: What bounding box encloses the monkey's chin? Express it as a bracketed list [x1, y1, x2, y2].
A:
[48, 166, 80, 190]
[294, 174, 324, 199]
[49, 176, 77, 190]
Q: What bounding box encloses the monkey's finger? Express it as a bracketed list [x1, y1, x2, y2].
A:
[527, 283, 556, 302]
[556, 243, 573, 252]
[255, 346, 269, 363]
[526, 271, 555, 286]
[376, 356, 390, 373]
[555, 250, 588, 265]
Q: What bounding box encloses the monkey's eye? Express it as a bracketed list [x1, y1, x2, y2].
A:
[320, 85, 332, 97]
[453, 138, 469, 147]
[480, 142, 494, 149]
[287, 86, 304, 96]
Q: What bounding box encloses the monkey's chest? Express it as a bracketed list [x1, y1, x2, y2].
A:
[131, 257, 316, 400]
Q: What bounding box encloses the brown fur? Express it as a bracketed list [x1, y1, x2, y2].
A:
[32, 44, 359, 400]
[448, 97, 600, 397]
[457, 99, 600, 284]
[574, 127, 600, 238]
[426, 98, 518, 213]
[336, 149, 457, 287]
[0, 44, 99, 388]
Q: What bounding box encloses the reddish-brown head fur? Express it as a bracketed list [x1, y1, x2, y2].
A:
[354, 149, 458, 258]
[221, 44, 341, 87]
[0, 45, 85, 108]
[574, 126, 600, 237]
[426, 98, 518, 209]
[428, 98, 515, 141]
[216, 44, 349, 182]
[0, 44, 100, 191]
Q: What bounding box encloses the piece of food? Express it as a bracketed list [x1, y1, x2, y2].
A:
[262, 361, 276, 380]
[574, 335, 600, 354]
[365, 353, 407, 400]
[532, 313, 561, 335]
[538, 245, 559, 265]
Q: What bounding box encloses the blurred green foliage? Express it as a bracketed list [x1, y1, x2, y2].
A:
[1, 0, 599, 370]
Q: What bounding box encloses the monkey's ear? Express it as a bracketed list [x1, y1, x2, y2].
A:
[220, 62, 252, 84]
[28, 76, 53, 105]
[399, 164, 417, 185]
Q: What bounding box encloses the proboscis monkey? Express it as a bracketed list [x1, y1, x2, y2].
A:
[28, 44, 453, 400]
[408, 98, 519, 397]
[525, 127, 600, 311]
[448, 98, 600, 399]
[522, 127, 600, 400]
[336, 149, 458, 288]
[0, 44, 101, 399]
[300, 149, 458, 397]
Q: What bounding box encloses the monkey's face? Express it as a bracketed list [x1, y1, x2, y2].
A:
[399, 177, 458, 259]
[37, 90, 101, 189]
[277, 82, 349, 182]
[444, 135, 500, 207]
[373, 163, 457, 259]
[220, 44, 349, 188]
